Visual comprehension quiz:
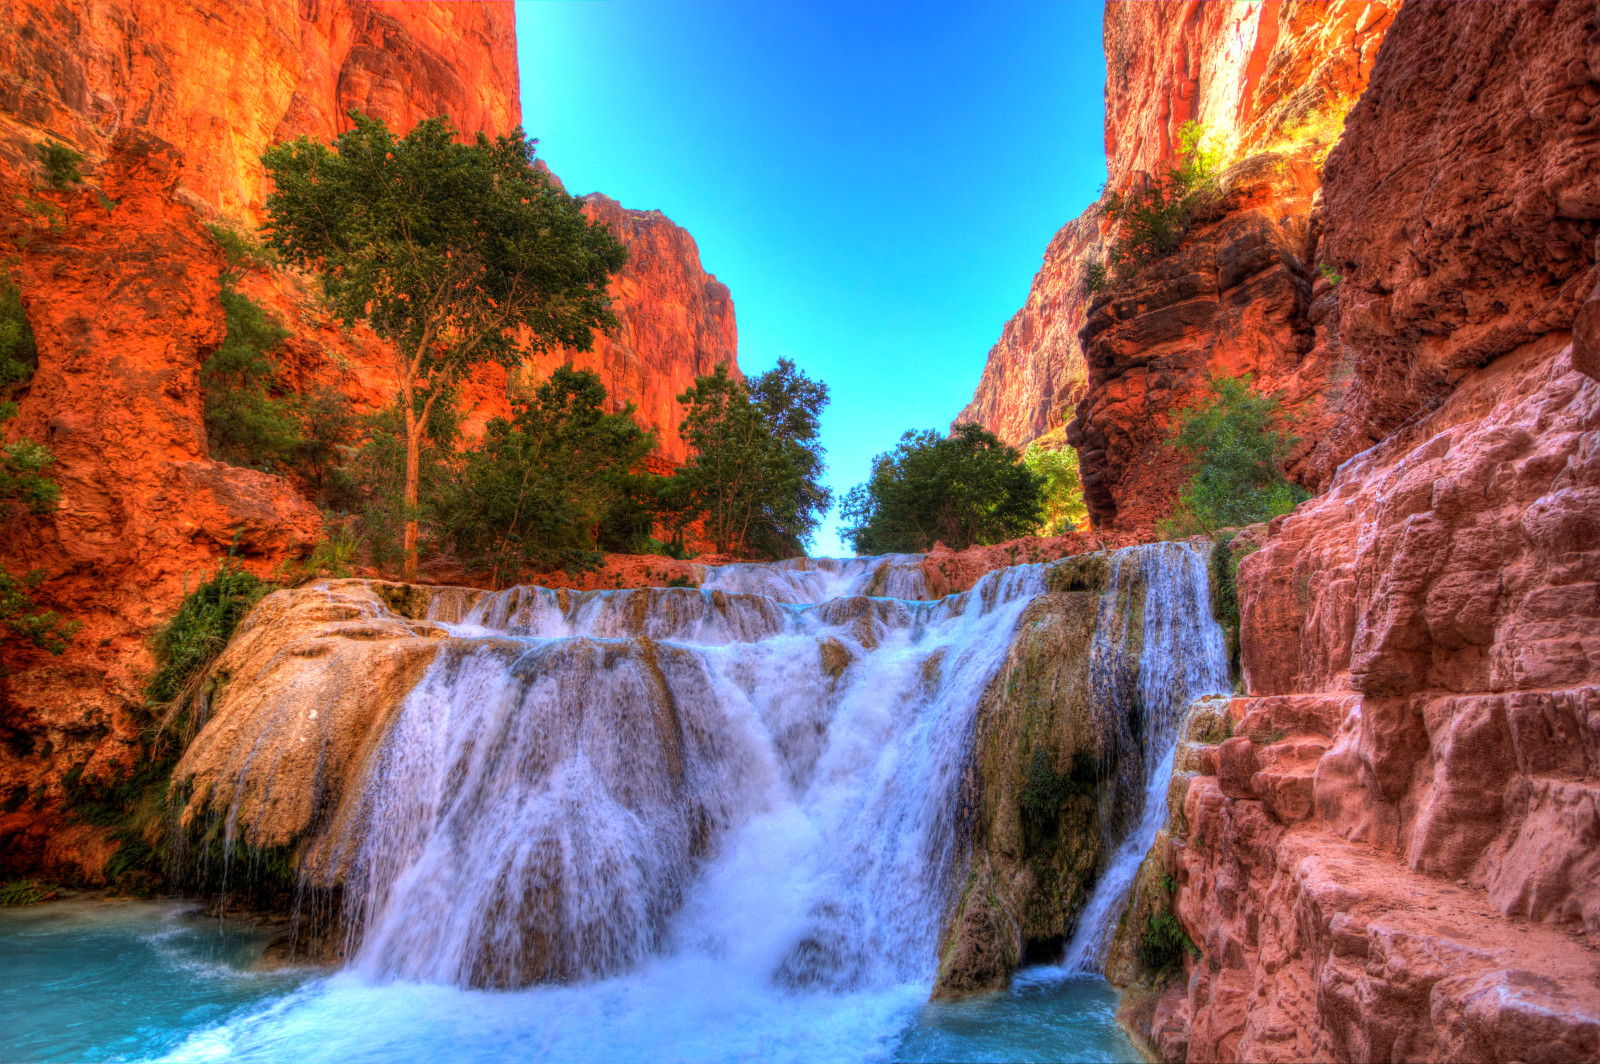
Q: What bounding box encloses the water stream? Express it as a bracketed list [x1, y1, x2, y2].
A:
[3, 545, 1225, 1063]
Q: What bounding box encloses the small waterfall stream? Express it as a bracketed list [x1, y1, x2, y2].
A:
[1061, 543, 1231, 971]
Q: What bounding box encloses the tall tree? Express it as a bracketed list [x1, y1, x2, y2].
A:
[261, 113, 628, 576]
[840, 422, 1042, 554]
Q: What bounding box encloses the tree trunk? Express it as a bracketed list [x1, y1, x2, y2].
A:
[403, 398, 421, 580]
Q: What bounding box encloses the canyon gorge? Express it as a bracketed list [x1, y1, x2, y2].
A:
[1, 2, 1597, 1063]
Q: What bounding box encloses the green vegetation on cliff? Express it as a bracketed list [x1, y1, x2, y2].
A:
[1023, 431, 1088, 535]
[1099, 121, 1223, 282]
[1159, 373, 1307, 537]
[0, 278, 79, 665]
[841, 422, 1043, 553]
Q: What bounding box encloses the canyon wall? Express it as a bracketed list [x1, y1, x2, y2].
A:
[960, 0, 1396, 453]
[0, 1, 737, 876]
[1113, 2, 1600, 1061]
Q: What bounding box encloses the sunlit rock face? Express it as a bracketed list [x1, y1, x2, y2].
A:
[959, 0, 1395, 454]
[0, 0, 738, 877]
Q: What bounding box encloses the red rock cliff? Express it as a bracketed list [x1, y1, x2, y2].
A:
[1115, 3, 1600, 1061]
[961, 0, 1395, 451]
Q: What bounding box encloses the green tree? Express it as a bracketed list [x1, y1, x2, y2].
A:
[1, 277, 38, 401]
[1023, 437, 1088, 535]
[261, 113, 628, 576]
[35, 140, 84, 189]
[673, 360, 832, 557]
[436, 365, 654, 583]
[840, 422, 1043, 554]
[1159, 374, 1308, 537]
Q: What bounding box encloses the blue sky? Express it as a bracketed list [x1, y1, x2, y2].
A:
[516, 0, 1108, 556]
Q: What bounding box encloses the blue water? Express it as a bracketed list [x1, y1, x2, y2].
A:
[1, 898, 1139, 1064]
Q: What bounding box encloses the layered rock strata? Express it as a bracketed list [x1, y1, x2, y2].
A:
[1138, 330, 1600, 1063]
[961, 0, 1397, 450]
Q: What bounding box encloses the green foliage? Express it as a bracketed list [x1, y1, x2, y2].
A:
[841, 422, 1043, 554]
[35, 140, 84, 189]
[1023, 439, 1087, 535]
[1019, 747, 1094, 824]
[1, 566, 80, 659]
[1, 276, 38, 402]
[436, 365, 655, 581]
[1101, 121, 1222, 281]
[202, 288, 301, 470]
[145, 556, 270, 708]
[665, 574, 697, 589]
[206, 223, 277, 279]
[262, 113, 629, 571]
[1317, 262, 1343, 286]
[0, 362, 79, 663]
[0, 878, 55, 906]
[673, 360, 832, 557]
[1161, 873, 1179, 895]
[1082, 261, 1109, 295]
[1140, 908, 1199, 972]
[1158, 374, 1308, 538]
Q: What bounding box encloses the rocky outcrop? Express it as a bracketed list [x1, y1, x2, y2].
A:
[0, 137, 321, 878]
[1139, 333, 1600, 1063]
[1067, 151, 1328, 531]
[960, 0, 1396, 451]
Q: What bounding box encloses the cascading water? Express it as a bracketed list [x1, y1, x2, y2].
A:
[4, 545, 1223, 1064]
[327, 558, 1043, 991]
[1059, 542, 1231, 971]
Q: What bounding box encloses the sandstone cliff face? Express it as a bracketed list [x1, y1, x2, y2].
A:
[960, 0, 1396, 450]
[553, 195, 738, 466]
[1109, 4, 1600, 1060]
[0, 0, 520, 224]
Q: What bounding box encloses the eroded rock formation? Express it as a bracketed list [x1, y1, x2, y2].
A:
[960, 0, 1396, 453]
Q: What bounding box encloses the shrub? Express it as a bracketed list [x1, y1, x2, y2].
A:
[205, 223, 276, 278]
[1082, 261, 1109, 295]
[436, 365, 653, 581]
[1140, 908, 1199, 971]
[202, 288, 301, 471]
[146, 555, 269, 709]
[0, 277, 38, 402]
[0, 878, 56, 906]
[1158, 374, 1308, 538]
[1023, 436, 1087, 535]
[841, 422, 1043, 554]
[1101, 121, 1222, 281]
[35, 141, 84, 189]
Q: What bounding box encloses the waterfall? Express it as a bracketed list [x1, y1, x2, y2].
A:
[323, 558, 1042, 989]
[1060, 542, 1230, 972]
[192, 542, 1224, 996]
